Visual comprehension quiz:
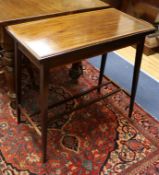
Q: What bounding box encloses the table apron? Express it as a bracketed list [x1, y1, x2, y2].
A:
[39, 32, 149, 69]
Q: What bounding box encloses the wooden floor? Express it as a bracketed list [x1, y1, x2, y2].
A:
[116, 47, 159, 81]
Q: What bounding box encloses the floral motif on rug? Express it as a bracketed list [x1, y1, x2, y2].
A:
[0, 61, 158, 175]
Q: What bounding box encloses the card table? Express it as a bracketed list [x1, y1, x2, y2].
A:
[6, 8, 155, 162]
[0, 0, 109, 100]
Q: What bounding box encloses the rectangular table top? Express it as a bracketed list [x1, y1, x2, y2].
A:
[7, 8, 155, 64]
[0, 0, 109, 25]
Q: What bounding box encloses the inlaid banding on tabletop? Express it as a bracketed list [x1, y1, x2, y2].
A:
[7, 8, 154, 60]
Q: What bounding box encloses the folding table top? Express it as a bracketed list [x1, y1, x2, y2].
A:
[7, 8, 155, 63]
[0, 0, 109, 25]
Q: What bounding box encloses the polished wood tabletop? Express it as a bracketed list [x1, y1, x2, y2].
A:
[7, 8, 154, 63]
[0, 0, 109, 25]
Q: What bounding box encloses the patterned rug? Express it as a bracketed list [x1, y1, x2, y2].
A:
[0, 61, 159, 175]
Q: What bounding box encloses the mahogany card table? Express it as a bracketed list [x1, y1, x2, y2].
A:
[0, 0, 109, 100]
[7, 8, 155, 162]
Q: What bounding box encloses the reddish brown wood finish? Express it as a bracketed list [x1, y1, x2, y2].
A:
[8, 9, 154, 62]
[7, 8, 155, 162]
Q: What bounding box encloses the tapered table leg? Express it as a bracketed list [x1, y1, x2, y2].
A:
[40, 65, 49, 163]
[98, 53, 108, 93]
[129, 38, 145, 118]
[14, 43, 22, 124]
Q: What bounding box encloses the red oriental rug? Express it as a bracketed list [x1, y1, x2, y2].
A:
[0, 61, 159, 175]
